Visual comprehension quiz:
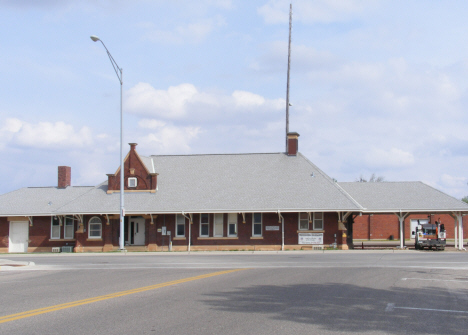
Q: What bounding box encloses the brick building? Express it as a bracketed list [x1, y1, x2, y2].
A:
[1, 134, 467, 253]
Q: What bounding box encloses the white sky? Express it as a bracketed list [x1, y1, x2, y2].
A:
[1, 0, 468, 199]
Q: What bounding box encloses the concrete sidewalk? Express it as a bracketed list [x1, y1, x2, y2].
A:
[0, 258, 35, 269]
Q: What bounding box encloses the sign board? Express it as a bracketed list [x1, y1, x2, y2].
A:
[157, 228, 162, 233]
[265, 226, 280, 231]
[298, 233, 323, 245]
[161, 226, 166, 235]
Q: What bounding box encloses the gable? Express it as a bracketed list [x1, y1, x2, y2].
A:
[107, 143, 158, 193]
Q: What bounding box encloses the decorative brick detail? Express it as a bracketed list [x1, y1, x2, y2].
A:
[107, 143, 158, 192]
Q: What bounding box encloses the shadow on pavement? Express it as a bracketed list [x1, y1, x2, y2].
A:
[202, 280, 468, 334]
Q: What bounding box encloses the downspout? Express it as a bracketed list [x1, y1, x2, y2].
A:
[277, 211, 284, 251]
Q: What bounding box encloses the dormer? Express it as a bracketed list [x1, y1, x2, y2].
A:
[107, 143, 158, 194]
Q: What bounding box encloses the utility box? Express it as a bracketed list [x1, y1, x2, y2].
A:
[61, 246, 74, 253]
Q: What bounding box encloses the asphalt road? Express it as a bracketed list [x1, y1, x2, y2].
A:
[1, 251, 468, 335]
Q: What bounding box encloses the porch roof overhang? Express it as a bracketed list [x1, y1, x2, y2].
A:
[338, 181, 468, 215]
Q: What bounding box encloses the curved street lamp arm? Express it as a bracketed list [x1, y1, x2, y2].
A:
[95, 39, 122, 85]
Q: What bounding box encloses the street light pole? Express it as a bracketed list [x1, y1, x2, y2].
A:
[90, 35, 125, 251]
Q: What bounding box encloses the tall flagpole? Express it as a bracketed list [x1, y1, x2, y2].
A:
[285, 3, 292, 151]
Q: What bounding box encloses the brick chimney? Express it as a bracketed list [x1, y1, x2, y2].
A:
[58, 166, 71, 188]
[287, 132, 300, 156]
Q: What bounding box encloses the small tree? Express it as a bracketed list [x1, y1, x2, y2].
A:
[356, 173, 385, 182]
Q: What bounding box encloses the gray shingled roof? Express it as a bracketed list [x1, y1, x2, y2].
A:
[2, 152, 467, 217]
[0, 186, 94, 216]
[338, 181, 468, 212]
[55, 152, 362, 215]
[0, 152, 362, 216]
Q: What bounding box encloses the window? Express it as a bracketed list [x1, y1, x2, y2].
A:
[228, 213, 237, 237]
[252, 213, 262, 236]
[51, 217, 60, 239]
[176, 214, 185, 237]
[128, 177, 137, 188]
[64, 217, 74, 239]
[214, 213, 223, 237]
[299, 213, 309, 230]
[88, 217, 102, 239]
[200, 214, 209, 237]
[314, 212, 323, 230]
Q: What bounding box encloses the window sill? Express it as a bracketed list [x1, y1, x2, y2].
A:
[86, 238, 103, 241]
[297, 230, 324, 233]
[49, 239, 76, 242]
[250, 236, 263, 239]
[197, 237, 239, 240]
[173, 237, 186, 240]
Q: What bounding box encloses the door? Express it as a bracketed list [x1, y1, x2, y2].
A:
[9, 221, 29, 253]
[128, 217, 145, 245]
[410, 219, 428, 240]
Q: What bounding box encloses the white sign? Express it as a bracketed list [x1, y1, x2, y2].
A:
[265, 226, 280, 231]
[161, 226, 166, 235]
[298, 233, 323, 245]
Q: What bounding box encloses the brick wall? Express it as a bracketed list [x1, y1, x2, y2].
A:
[354, 213, 468, 240]
[0, 217, 8, 248]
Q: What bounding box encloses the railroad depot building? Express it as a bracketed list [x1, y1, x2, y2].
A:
[1, 134, 467, 253]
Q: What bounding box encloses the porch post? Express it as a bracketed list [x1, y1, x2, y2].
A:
[454, 216, 458, 249]
[396, 211, 409, 249]
[399, 216, 404, 249]
[457, 213, 464, 250]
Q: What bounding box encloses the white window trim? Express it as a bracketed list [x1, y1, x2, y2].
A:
[88, 216, 102, 239]
[252, 213, 262, 237]
[227, 213, 237, 237]
[298, 213, 309, 230]
[314, 212, 323, 230]
[51, 217, 60, 239]
[64, 216, 74, 239]
[200, 213, 210, 237]
[214, 213, 224, 237]
[128, 177, 137, 188]
[176, 214, 185, 237]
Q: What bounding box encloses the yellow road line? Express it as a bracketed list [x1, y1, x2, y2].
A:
[0, 268, 246, 324]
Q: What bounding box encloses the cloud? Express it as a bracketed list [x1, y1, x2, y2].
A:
[136, 119, 201, 154]
[0, 118, 92, 149]
[439, 174, 467, 189]
[125, 82, 284, 121]
[364, 147, 415, 169]
[258, 0, 375, 24]
[143, 15, 226, 44]
[125, 83, 199, 119]
[250, 41, 338, 74]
